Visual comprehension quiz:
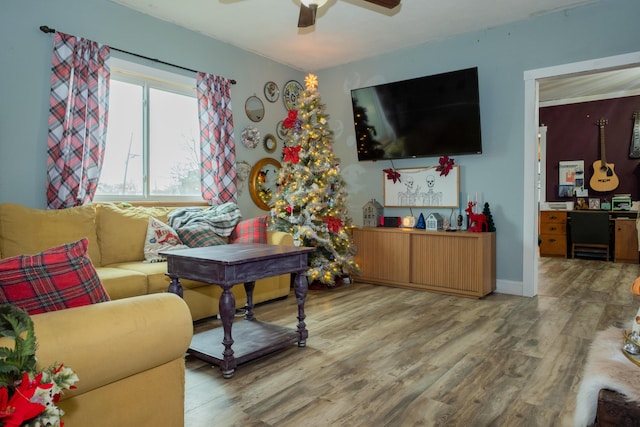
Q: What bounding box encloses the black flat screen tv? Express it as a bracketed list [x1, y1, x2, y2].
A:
[351, 67, 482, 161]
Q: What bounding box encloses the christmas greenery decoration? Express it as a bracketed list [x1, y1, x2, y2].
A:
[0, 304, 78, 427]
[0, 305, 37, 389]
[270, 73, 360, 286]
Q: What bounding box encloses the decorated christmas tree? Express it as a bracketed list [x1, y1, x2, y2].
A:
[269, 73, 359, 286]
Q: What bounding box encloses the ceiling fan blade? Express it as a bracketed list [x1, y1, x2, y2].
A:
[363, 0, 400, 8]
[298, 4, 317, 28]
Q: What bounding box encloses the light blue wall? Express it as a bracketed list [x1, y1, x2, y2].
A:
[0, 0, 303, 218]
[316, 0, 640, 285]
[1, 0, 639, 287]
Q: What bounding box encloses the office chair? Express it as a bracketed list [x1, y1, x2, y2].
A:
[570, 211, 610, 261]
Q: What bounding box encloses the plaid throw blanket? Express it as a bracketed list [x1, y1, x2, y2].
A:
[168, 203, 242, 237]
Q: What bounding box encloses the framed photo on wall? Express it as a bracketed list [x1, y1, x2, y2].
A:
[383, 166, 459, 208]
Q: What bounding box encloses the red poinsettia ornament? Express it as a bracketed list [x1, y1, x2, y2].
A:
[383, 168, 401, 183]
[0, 372, 50, 426]
[283, 145, 302, 164]
[283, 110, 299, 129]
[436, 156, 455, 176]
[323, 216, 344, 233]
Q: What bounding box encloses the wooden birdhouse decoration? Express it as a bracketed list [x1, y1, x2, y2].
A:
[426, 213, 444, 231]
[363, 199, 383, 227]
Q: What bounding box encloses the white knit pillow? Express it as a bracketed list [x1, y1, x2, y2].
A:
[143, 217, 188, 262]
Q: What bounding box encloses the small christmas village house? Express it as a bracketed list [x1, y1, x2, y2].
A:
[363, 199, 384, 227]
[426, 213, 444, 231]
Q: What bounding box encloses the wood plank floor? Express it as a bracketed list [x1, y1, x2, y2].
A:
[184, 257, 640, 426]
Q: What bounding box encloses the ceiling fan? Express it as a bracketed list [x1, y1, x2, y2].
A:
[298, 0, 401, 28]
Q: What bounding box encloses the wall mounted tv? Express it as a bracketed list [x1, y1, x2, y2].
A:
[351, 67, 482, 161]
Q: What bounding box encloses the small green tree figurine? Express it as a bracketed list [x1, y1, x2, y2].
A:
[482, 202, 496, 232]
[269, 74, 360, 286]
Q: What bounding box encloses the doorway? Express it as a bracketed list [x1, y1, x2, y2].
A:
[523, 51, 640, 297]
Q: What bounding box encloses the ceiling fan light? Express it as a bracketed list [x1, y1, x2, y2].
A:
[300, 0, 328, 8]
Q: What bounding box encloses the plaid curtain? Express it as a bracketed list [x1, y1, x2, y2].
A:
[46, 32, 110, 209]
[196, 73, 237, 204]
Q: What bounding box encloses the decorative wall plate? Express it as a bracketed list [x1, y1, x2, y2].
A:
[241, 126, 261, 149]
[276, 121, 287, 140]
[264, 81, 279, 103]
[263, 134, 277, 153]
[282, 80, 304, 111]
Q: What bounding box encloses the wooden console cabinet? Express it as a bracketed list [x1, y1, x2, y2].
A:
[351, 227, 496, 298]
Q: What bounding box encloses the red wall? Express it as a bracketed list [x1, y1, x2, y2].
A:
[540, 96, 640, 202]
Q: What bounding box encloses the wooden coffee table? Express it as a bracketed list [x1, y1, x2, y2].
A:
[161, 243, 314, 378]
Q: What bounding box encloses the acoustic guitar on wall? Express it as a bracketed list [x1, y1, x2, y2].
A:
[590, 118, 619, 192]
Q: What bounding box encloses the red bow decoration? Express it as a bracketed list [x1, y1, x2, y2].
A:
[286, 205, 294, 214]
[323, 216, 344, 233]
[436, 156, 455, 176]
[383, 168, 401, 183]
[283, 110, 299, 129]
[283, 145, 302, 164]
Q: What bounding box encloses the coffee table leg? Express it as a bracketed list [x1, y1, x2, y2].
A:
[243, 281, 255, 321]
[219, 286, 236, 379]
[293, 271, 308, 347]
[167, 275, 183, 298]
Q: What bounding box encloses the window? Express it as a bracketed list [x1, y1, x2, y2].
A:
[96, 57, 202, 202]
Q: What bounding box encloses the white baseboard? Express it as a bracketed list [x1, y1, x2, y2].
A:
[496, 279, 525, 296]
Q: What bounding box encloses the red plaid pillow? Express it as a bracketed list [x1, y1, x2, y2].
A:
[0, 238, 110, 315]
[229, 216, 268, 244]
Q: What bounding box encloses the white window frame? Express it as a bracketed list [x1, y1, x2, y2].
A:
[94, 56, 204, 203]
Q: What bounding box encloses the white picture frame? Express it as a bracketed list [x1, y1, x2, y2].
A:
[383, 166, 460, 208]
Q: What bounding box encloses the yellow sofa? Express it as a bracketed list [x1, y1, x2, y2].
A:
[0, 202, 294, 321]
[0, 293, 194, 427]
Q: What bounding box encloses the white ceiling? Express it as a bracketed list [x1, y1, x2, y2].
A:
[110, 0, 601, 72]
[110, 0, 640, 103]
[539, 68, 640, 105]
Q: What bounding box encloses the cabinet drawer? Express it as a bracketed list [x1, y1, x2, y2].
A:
[540, 211, 567, 224]
[540, 222, 566, 235]
[540, 234, 566, 256]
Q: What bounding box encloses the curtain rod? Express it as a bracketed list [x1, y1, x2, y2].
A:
[39, 25, 237, 85]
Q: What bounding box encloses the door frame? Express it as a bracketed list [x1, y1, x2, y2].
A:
[523, 51, 640, 297]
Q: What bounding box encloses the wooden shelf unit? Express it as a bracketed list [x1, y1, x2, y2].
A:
[351, 227, 496, 298]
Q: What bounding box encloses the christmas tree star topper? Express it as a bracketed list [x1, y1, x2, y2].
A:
[305, 73, 318, 90]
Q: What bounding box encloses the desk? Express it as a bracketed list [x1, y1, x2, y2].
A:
[539, 210, 638, 263]
[162, 243, 314, 378]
